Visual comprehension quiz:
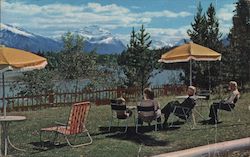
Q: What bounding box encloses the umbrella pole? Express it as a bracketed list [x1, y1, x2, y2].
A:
[2, 72, 6, 117]
[189, 60, 192, 86]
[208, 62, 211, 91]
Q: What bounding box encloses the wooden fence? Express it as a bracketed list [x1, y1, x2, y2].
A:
[0, 84, 187, 112]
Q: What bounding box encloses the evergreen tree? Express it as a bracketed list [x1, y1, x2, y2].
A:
[136, 25, 153, 93]
[225, 0, 250, 87]
[118, 27, 138, 87]
[187, 2, 207, 46]
[118, 25, 154, 93]
[206, 3, 222, 50]
[186, 2, 208, 88]
[187, 3, 222, 89]
[205, 3, 223, 89]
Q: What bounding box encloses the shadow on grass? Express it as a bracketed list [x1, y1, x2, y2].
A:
[199, 120, 249, 128]
[29, 141, 68, 152]
[167, 120, 185, 126]
[199, 120, 222, 125]
[98, 125, 177, 146]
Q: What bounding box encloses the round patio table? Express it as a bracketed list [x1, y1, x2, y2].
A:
[175, 95, 206, 100]
[0, 116, 26, 156]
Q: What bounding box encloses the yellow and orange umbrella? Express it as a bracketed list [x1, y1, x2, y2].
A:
[0, 46, 47, 116]
[158, 43, 221, 85]
[0, 46, 47, 72]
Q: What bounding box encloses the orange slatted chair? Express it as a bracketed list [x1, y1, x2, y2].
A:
[40, 101, 92, 148]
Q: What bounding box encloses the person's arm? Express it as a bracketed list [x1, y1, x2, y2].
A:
[153, 100, 160, 111]
[225, 91, 238, 104]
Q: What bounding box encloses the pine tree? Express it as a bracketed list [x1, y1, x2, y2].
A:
[118, 25, 154, 93]
[186, 2, 208, 88]
[205, 3, 223, 88]
[187, 2, 207, 46]
[187, 3, 222, 89]
[226, 0, 250, 87]
[118, 27, 138, 87]
[206, 3, 222, 50]
[136, 25, 153, 93]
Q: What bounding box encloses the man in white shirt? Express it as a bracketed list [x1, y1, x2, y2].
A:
[208, 81, 240, 124]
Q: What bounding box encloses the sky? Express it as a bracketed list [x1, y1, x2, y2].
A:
[1, 0, 237, 45]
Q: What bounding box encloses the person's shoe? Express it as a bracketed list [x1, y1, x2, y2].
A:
[207, 118, 215, 124]
[162, 121, 168, 129]
[208, 118, 220, 125]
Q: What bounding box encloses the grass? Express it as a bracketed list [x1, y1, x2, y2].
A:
[6, 93, 250, 157]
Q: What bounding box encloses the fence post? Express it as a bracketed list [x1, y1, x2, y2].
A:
[48, 90, 55, 106]
[164, 84, 168, 95]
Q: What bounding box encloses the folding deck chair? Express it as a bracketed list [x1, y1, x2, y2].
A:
[169, 105, 195, 129]
[136, 100, 162, 133]
[219, 95, 240, 122]
[109, 99, 133, 133]
[40, 101, 92, 148]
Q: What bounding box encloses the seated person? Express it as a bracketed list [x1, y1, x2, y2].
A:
[115, 96, 132, 119]
[138, 88, 161, 124]
[208, 81, 240, 124]
[161, 86, 196, 127]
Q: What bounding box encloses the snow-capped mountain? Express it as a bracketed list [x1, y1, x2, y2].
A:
[0, 23, 62, 53]
[73, 25, 126, 54]
[150, 40, 174, 49]
[174, 38, 191, 46]
[0, 23, 126, 54]
[221, 36, 230, 46]
[150, 38, 191, 49]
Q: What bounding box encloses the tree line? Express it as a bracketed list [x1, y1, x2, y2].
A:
[13, 0, 250, 95]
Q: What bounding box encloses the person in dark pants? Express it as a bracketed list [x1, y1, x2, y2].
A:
[208, 81, 240, 124]
[161, 86, 196, 127]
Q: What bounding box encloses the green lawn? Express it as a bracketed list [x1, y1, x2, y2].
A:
[6, 93, 250, 157]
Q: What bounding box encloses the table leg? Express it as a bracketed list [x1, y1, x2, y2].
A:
[1, 122, 9, 156]
[1, 122, 26, 156]
[0, 123, 2, 156]
[8, 136, 26, 152]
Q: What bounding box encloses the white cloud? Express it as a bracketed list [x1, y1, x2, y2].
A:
[115, 33, 130, 46]
[87, 3, 129, 14]
[142, 10, 191, 18]
[2, 1, 192, 37]
[131, 6, 140, 9]
[219, 22, 232, 36]
[3, 1, 83, 16]
[148, 26, 191, 42]
[217, 3, 236, 36]
[218, 4, 235, 22]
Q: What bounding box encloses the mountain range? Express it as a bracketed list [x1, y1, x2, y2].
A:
[0, 23, 62, 53]
[0, 23, 229, 54]
[0, 23, 126, 54]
